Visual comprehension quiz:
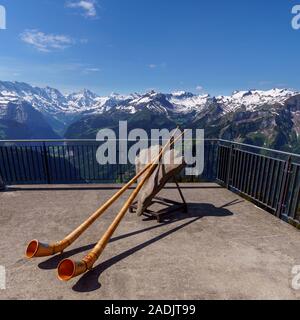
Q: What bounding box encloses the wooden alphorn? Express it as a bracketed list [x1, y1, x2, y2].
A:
[57, 129, 184, 281]
[26, 128, 180, 259]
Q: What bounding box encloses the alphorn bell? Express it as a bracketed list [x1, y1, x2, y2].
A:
[57, 129, 185, 281]
[26, 128, 181, 259]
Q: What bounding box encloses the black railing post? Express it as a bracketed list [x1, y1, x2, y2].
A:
[213, 141, 218, 181]
[0, 174, 5, 191]
[276, 156, 292, 218]
[216, 141, 221, 181]
[42, 142, 51, 184]
[226, 144, 235, 189]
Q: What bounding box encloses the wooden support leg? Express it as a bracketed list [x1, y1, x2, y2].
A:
[174, 178, 187, 212]
[129, 177, 188, 220]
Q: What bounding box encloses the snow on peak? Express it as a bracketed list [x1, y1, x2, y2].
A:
[217, 88, 298, 113]
[172, 90, 189, 96]
[0, 91, 20, 110]
[0, 81, 299, 119]
[168, 92, 211, 113]
[67, 89, 97, 100]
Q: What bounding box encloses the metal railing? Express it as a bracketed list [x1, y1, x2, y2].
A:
[0, 138, 299, 226]
[0, 139, 217, 184]
[0, 141, 134, 184]
[216, 140, 300, 226]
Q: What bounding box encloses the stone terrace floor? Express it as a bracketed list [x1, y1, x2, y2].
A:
[1, 183, 300, 300]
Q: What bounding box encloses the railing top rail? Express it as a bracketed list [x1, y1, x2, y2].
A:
[212, 139, 300, 159]
[0, 139, 100, 142]
[0, 138, 300, 159]
[0, 138, 202, 142]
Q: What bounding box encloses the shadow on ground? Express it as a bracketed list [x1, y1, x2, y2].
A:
[37, 200, 238, 293]
[6, 185, 224, 192]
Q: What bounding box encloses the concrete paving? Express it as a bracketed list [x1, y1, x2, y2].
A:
[0, 183, 300, 300]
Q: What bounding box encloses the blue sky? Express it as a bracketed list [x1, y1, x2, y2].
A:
[0, 0, 299, 96]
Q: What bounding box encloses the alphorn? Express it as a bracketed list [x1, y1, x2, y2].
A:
[26, 128, 180, 259]
[57, 130, 185, 281]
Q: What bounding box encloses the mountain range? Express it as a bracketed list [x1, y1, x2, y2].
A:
[1, 80, 300, 152]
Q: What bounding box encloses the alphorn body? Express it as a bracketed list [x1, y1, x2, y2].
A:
[57, 130, 185, 281]
[26, 128, 180, 259]
[25, 163, 152, 258]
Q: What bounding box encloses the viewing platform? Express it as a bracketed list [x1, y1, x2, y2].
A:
[1, 139, 300, 299]
[1, 183, 300, 300]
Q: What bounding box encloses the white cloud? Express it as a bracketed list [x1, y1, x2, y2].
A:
[20, 29, 74, 52]
[196, 85, 204, 91]
[83, 67, 100, 73]
[66, 0, 98, 18]
[148, 62, 167, 69]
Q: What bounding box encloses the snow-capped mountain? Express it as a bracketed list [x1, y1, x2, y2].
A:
[167, 91, 212, 114]
[217, 88, 297, 113]
[0, 81, 298, 118]
[0, 81, 96, 115]
[66, 89, 98, 112]
[0, 81, 105, 135]
[90, 92, 141, 115]
[0, 82, 66, 114]
[1, 80, 300, 152]
[0, 98, 60, 139]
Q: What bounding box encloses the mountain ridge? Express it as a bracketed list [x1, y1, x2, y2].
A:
[1, 80, 300, 152]
[1, 81, 297, 117]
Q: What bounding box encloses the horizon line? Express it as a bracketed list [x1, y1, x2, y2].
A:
[0, 79, 298, 98]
